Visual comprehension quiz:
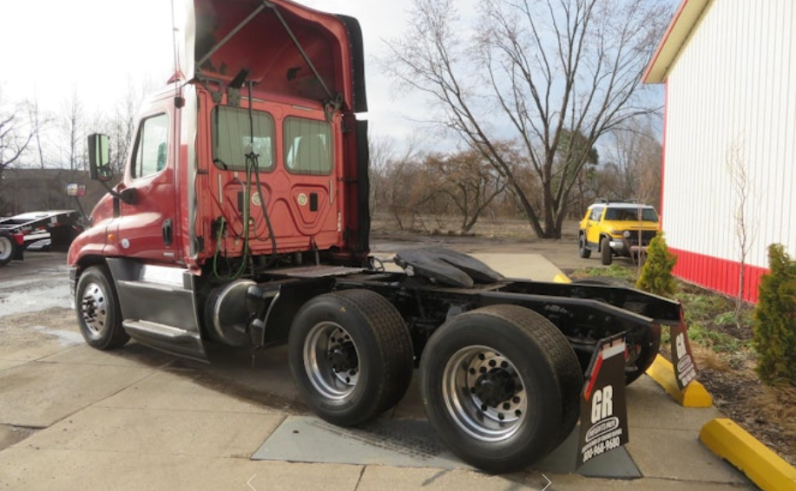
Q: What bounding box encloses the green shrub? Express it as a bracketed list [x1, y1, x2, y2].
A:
[636, 233, 677, 297]
[753, 244, 796, 385]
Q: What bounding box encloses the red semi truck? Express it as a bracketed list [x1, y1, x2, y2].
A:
[68, 0, 685, 473]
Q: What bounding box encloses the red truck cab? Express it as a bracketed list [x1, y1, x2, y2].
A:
[69, 0, 369, 276]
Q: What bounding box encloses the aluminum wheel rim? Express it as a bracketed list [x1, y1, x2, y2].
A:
[0, 236, 12, 261]
[303, 322, 360, 400]
[442, 345, 528, 442]
[80, 282, 108, 339]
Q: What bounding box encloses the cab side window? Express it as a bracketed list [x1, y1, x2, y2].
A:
[132, 114, 169, 179]
[590, 206, 604, 221]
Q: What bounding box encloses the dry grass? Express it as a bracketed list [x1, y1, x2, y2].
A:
[370, 212, 581, 240]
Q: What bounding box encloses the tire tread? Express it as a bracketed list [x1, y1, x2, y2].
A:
[327, 289, 414, 417]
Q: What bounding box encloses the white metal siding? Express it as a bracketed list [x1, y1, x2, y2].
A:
[664, 0, 796, 269]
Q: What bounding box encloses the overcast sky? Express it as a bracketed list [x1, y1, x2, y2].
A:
[0, 0, 666, 156]
[0, 0, 452, 147]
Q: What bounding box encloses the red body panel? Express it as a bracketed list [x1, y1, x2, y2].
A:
[671, 247, 767, 303]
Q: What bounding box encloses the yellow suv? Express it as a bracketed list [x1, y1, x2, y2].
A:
[578, 201, 660, 265]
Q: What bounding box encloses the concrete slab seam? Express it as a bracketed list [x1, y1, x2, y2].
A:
[699, 418, 796, 491]
[645, 355, 712, 407]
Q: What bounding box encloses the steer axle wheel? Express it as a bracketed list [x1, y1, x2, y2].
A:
[421, 304, 583, 474]
[75, 265, 129, 350]
[0, 232, 18, 267]
[289, 289, 414, 427]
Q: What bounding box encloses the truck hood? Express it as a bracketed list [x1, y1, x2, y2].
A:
[181, 0, 366, 112]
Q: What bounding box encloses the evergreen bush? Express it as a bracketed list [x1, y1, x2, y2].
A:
[636, 232, 677, 297]
[753, 244, 796, 385]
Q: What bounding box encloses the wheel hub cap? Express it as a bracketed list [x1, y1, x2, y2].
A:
[474, 369, 516, 408]
[80, 283, 107, 339]
[442, 346, 528, 442]
[304, 323, 360, 400]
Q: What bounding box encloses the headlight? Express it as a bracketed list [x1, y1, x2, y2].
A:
[623, 231, 631, 238]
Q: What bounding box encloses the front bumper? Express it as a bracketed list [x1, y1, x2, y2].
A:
[610, 238, 650, 255]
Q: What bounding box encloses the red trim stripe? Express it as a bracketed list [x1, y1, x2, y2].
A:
[584, 353, 604, 401]
[669, 248, 768, 303]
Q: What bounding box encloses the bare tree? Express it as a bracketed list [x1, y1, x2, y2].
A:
[423, 148, 509, 233]
[92, 78, 150, 177]
[602, 121, 662, 204]
[368, 132, 398, 217]
[376, 141, 425, 230]
[26, 95, 54, 169]
[727, 137, 757, 328]
[0, 91, 36, 213]
[62, 89, 85, 171]
[384, 0, 672, 238]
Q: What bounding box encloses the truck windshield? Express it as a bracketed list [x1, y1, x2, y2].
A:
[212, 106, 275, 171]
[605, 207, 659, 222]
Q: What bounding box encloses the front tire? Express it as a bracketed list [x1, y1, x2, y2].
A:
[420, 305, 583, 474]
[288, 289, 414, 427]
[75, 265, 129, 350]
[0, 232, 19, 266]
[579, 235, 592, 258]
[600, 237, 613, 265]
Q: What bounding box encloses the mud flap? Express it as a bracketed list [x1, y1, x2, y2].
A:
[577, 332, 630, 467]
[671, 314, 698, 390]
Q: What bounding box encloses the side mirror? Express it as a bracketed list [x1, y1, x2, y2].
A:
[66, 183, 87, 197]
[88, 133, 112, 182]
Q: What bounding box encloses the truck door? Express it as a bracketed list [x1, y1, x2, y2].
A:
[113, 104, 180, 263]
[586, 206, 604, 246]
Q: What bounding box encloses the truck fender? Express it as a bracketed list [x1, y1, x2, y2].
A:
[247, 277, 336, 348]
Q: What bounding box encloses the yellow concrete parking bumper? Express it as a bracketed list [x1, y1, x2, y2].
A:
[700, 418, 796, 491]
[645, 354, 712, 407]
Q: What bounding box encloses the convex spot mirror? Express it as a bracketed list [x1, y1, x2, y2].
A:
[66, 183, 86, 197]
[88, 133, 112, 182]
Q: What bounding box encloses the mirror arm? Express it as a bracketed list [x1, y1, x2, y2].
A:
[99, 181, 137, 205]
[70, 197, 91, 227]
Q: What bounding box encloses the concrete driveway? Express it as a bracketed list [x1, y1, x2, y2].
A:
[0, 248, 755, 490]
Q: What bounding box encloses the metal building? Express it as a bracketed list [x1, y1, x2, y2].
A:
[644, 0, 796, 302]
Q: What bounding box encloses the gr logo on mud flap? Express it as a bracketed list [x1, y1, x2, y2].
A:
[591, 386, 613, 423]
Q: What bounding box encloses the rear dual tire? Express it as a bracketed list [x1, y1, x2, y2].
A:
[420, 305, 583, 474]
[288, 289, 414, 427]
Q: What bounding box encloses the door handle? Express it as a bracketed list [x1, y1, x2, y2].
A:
[162, 219, 173, 246]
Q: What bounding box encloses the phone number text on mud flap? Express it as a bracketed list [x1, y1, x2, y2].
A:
[581, 429, 623, 463]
